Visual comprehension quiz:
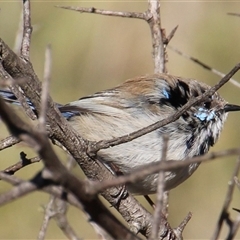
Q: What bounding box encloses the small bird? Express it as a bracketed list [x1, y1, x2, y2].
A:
[1, 74, 240, 194]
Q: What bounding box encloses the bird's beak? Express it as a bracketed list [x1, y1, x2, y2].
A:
[224, 104, 240, 112]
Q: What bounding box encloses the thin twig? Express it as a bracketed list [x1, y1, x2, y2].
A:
[57, 2, 167, 74]
[0, 62, 36, 120]
[168, 45, 240, 88]
[234, 176, 240, 190]
[174, 212, 192, 238]
[0, 136, 20, 151]
[38, 197, 56, 240]
[162, 191, 169, 217]
[150, 135, 168, 240]
[212, 157, 240, 240]
[227, 214, 240, 240]
[89, 148, 240, 196]
[54, 193, 82, 240]
[0, 171, 81, 208]
[21, 0, 32, 60]
[147, 0, 166, 73]
[52, 156, 80, 240]
[164, 25, 178, 45]
[228, 13, 240, 17]
[4, 153, 41, 175]
[39, 45, 52, 132]
[13, 8, 23, 55]
[56, 5, 146, 20]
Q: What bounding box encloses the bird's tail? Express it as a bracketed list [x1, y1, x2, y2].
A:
[0, 89, 35, 109]
[0, 89, 79, 119]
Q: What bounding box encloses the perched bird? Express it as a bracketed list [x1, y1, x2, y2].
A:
[1, 74, 240, 194]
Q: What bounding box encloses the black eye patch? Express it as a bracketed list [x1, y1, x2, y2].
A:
[159, 80, 190, 108]
[203, 101, 211, 109]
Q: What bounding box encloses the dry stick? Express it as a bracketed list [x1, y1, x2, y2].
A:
[175, 212, 192, 238]
[0, 171, 96, 240]
[21, 0, 32, 60]
[227, 214, 240, 240]
[162, 191, 169, 217]
[147, 0, 166, 73]
[56, 5, 146, 20]
[39, 186, 80, 240]
[39, 157, 80, 240]
[91, 63, 240, 154]
[234, 176, 240, 190]
[0, 175, 69, 206]
[0, 63, 36, 120]
[0, 171, 22, 185]
[35, 46, 52, 240]
[39, 45, 52, 132]
[150, 136, 168, 240]
[0, 171, 82, 209]
[89, 148, 240, 196]
[212, 157, 240, 240]
[38, 196, 56, 240]
[228, 13, 240, 17]
[53, 193, 82, 240]
[53, 158, 81, 240]
[57, 1, 166, 74]
[13, 8, 23, 55]
[8, 84, 36, 120]
[164, 25, 178, 45]
[4, 154, 41, 175]
[0, 135, 20, 151]
[0, 60, 65, 153]
[168, 45, 240, 89]
[0, 176, 44, 204]
[0, 98, 137, 240]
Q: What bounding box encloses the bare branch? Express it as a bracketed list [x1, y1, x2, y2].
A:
[57, 1, 167, 74]
[212, 157, 240, 240]
[3, 153, 41, 175]
[0, 62, 36, 120]
[228, 12, 240, 17]
[53, 193, 81, 240]
[39, 156, 80, 240]
[39, 45, 52, 132]
[150, 136, 168, 240]
[234, 176, 240, 190]
[0, 175, 39, 203]
[0, 135, 20, 151]
[147, 0, 166, 73]
[21, 0, 32, 59]
[56, 5, 146, 20]
[13, 9, 23, 55]
[164, 26, 178, 45]
[89, 148, 240, 196]
[227, 214, 240, 240]
[0, 171, 82, 209]
[168, 45, 240, 89]
[174, 212, 192, 238]
[38, 196, 56, 240]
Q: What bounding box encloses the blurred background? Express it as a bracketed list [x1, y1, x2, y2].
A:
[1, 0, 240, 239]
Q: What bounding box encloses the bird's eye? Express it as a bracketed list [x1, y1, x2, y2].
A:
[204, 102, 211, 109]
